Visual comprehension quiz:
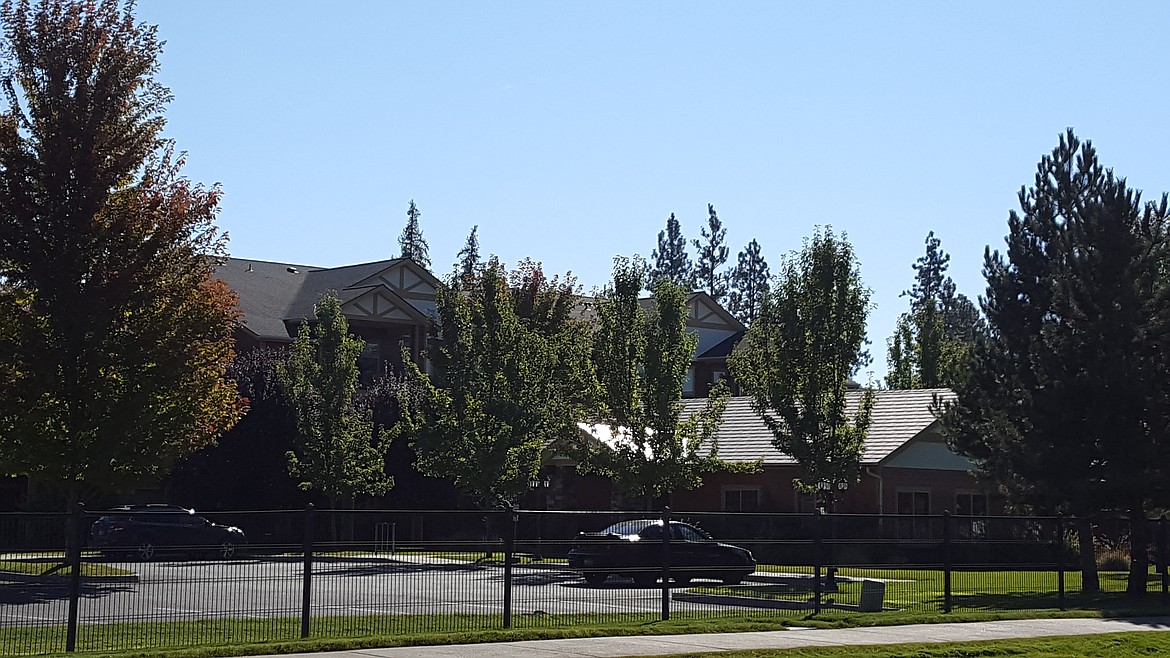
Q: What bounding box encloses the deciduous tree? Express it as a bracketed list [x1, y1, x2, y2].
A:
[401, 258, 591, 508]
[277, 294, 391, 509]
[579, 257, 754, 508]
[729, 228, 874, 504]
[0, 0, 241, 505]
[941, 131, 1170, 597]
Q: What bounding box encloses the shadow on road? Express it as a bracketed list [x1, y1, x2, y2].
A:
[0, 581, 133, 605]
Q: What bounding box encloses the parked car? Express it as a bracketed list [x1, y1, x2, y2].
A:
[567, 519, 755, 586]
[89, 505, 245, 561]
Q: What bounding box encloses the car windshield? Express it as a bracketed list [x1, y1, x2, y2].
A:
[603, 520, 659, 536]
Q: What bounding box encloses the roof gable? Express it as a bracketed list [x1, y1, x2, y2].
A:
[688, 293, 745, 331]
[339, 286, 427, 322]
[351, 259, 440, 299]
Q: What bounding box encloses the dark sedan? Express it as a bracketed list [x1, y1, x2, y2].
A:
[567, 519, 755, 587]
[89, 505, 246, 560]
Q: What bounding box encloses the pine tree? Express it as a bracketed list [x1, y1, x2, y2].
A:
[729, 228, 874, 508]
[455, 225, 480, 283]
[727, 239, 770, 324]
[398, 200, 431, 268]
[692, 204, 730, 304]
[939, 130, 1170, 597]
[886, 232, 983, 389]
[650, 213, 693, 289]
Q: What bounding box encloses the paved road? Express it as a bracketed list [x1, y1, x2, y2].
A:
[0, 555, 745, 627]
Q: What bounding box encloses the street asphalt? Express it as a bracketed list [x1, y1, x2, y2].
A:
[255, 616, 1170, 657]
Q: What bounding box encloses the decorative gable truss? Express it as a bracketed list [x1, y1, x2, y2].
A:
[688, 293, 744, 331]
[340, 286, 428, 323]
[352, 259, 440, 300]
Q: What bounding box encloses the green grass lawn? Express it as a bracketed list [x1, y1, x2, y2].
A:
[0, 560, 133, 578]
[3, 562, 1168, 657]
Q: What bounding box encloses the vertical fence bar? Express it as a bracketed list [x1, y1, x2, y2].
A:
[65, 502, 84, 652]
[661, 506, 671, 621]
[1160, 515, 1168, 607]
[942, 510, 952, 613]
[1056, 513, 1066, 611]
[301, 503, 314, 639]
[813, 509, 823, 614]
[503, 507, 516, 629]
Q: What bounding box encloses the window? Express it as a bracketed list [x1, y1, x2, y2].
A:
[683, 368, 696, 397]
[955, 492, 989, 539]
[723, 487, 760, 512]
[896, 491, 930, 516]
[896, 490, 931, 540]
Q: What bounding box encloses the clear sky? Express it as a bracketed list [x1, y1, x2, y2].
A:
[136, 1, 1169, 383]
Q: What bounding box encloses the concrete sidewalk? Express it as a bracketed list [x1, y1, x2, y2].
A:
[261, 616, 1170, 658]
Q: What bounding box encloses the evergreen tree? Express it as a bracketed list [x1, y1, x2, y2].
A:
[693, 204, 730, 305]
[729, 228, 874, 508]
[398, 200, 431, 268]
[454, 225, 480, 282]
[650, 213, 693, 289]
[277, 294, 390, 509]
[578, 257, 754, 508]
[0, 0, 241, 505]
[939, 130, 1170, 597]
[886, 232, 983, 389]
[727, 239, 770, 324]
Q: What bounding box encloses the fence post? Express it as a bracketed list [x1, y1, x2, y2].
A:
[1056, 513, 1066, 611]
[301, 503, 314, 639]
[942, 510, 952, 614]
[1160, 515, 1168, 607]
[661, 506, 671, 621]
[813, 508, 823, 614]
[65, 502, 84, 652]
[503, 506, 516, 629]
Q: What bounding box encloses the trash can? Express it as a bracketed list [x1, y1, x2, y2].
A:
[859, 579, 885, 612]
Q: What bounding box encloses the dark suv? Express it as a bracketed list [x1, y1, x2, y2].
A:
[89, 505, 246, 561]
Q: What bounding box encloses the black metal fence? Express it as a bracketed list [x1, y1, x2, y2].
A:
[2, 506, 1169, 656]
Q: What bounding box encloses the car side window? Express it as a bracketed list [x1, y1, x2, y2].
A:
[676, 525, 705, 542]
[640, 525, 663, 540]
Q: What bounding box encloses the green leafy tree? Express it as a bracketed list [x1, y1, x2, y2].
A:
[277, 294, 390, 510]
[939, 130, 1170, 597]
[650, 213, 693, 289]
[0, 0, 241, 506]
[886, 232, 983, 389]
[729, 228, 875, 506]
[693, 204, 730, 305]
[580, 257, 754, 509]
[399, 199, 430, 268]
[727, 239, 770, 325]
[401, 258, 590, 508]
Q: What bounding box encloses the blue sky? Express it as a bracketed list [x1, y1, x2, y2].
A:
[137, 1, 1169, 382]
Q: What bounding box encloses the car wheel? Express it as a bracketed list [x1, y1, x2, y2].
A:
[674, 575, 692, 585]
[219, 541, 237, 560]
[632, 573, 656, 587]
[135, 536, 157, 562]
[583, 572, 608, 586]
[720, 576, 743, 585]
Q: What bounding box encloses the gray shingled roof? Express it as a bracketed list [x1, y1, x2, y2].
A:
[215, 257, 424, 341]
[679, 388, 955, 465]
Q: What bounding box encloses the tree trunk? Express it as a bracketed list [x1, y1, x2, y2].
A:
[1126, 509, 1150, 598]
[1077, 518, 1099, 595]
